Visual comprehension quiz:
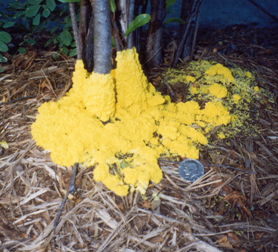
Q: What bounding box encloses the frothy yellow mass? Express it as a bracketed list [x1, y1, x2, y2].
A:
[209, 83, 227, 98]
[205, 63, 234, 82]
[32, 48, 231, 196]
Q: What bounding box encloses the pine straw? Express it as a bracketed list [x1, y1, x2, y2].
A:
[0, 26, 278, 251]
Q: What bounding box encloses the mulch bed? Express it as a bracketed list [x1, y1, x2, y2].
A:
[0, 24, 277, 252]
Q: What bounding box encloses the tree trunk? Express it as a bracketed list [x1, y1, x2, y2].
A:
[93, 0, 111, 74]
[146, 0, 164, 68]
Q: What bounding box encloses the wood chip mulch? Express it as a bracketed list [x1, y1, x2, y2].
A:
[0, 25, 277, 252]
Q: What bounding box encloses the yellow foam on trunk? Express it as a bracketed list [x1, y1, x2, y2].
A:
[32, 48, 231, 196]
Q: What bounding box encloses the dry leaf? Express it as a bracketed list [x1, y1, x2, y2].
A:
[228, 232, 242, 247]
[21, 233, 28, 238]
[217, 235, 233, 249]
[149, 235, 164, 244]
[255, 232, 265, 239]
[41, 79, 50, 90]
[75, 198, 83, 205]
[141, 200, 151, 209]
[117, 202, 125, 210]
[224, 191, 251, 216]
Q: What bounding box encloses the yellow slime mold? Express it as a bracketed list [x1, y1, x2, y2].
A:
[32, 48, 231, 196]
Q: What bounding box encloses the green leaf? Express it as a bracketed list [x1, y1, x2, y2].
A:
[0, 140, 9, 149]
[19, 47, 27, 54]
[3, 21, 16, 29]
[165, 0, 177, 9]
[64, 16, 72, 29]
[0, 10, 9, 19]
[0, 67, 3, 73]
[50, 26, 59, 34]
[60, 30, 72, 46]
[0, 54, 8, 62]
[0, 41, 8, 52]
[164, 17, 185, 25]
[167, 7, 174, 14]
[120, 160, 129, 169]
[42, 7, 51, 18]
[13, 11, 25, 19]
[109, 0, 116, 13]
[46, 0, 56, 11]
[8, 2, 24, 9]
[111, 37, 115, 47]
[27, 39, 36, 45]
[27, 0, 44, 4]
[62, 47, 69, 55]
[0, 31, 12, 43]
[57, 0, 80, 2]
[69, 48, 77, 57]
[53, 52, 60, 59]
[125, 14, 151, 37]
[70, 41, 76, 47]
[25, 5, 41, 17]
[45, 39, 52, 47]
[33, 13, 41, 25]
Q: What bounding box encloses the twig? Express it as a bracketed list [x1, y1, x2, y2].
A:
[206, 164, 257, 174]
[0, 96, 37, 106]
[172, 0, 203, 67]
[53, 163, 78, 247]
[247, 0, 278, 23]
[112, 20, 124, 51]
[163, 79, 176, 100]
[190, 0, 201, 61]
[69, 3, 82, 60]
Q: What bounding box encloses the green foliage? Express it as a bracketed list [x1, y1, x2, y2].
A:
[18, 47, 27, 54]
[46, 0, 56, 11]
[164, 17, 185, 25]
[59, 29, 72, 46]
[0, 0, 78, 61]
[0, 54, 8, 63]
[109, 0, 116, 13]
[125, 14, 151, 37]
[0, 31, 12, 44]
[2, 21, 16, 28]
[33, 13, 41, 25]
[69, 48, 76, 57]
[0, 0, 186, 67]
[25, 5, 41, 17]
[0, 31, 11, 67]
[0, 41, 8, 52]
[165, 0, 177, 9]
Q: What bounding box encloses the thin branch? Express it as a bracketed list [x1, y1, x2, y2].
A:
[172, 0, 203, 67]
[53, 163, 78, 247]
[69, 3, 82, 60]
[247, 0, 278, 23]
[0, 95, 36, 106]
[112, 20, 124, 51]
[190, 1, 201, 61]
[163, 79, 177, 101]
